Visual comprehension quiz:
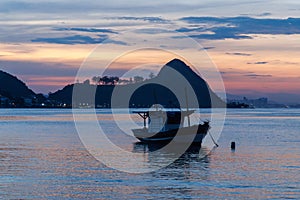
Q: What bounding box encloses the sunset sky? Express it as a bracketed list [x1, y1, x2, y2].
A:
[0, 0, 299, 103]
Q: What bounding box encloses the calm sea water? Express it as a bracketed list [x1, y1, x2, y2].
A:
[0, 108, 299, 199]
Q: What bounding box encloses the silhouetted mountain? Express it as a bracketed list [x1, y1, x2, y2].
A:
[50, 59, 225, 108]
[0, 70, 35, 99]
[156, 59, 221, 107]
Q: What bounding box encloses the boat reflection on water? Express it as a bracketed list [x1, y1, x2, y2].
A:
[132, 142, 211, 170]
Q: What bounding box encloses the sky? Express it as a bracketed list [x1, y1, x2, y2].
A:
[0, 0, 300, 103]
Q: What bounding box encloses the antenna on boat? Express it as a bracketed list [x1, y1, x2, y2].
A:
[153, 89, 158, 111]
[185, 87, 191, 127]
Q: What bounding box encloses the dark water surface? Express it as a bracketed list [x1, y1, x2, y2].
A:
[0, 109, 299, 199]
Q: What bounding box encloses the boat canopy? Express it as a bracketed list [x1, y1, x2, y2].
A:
[133, 110, 195, 132]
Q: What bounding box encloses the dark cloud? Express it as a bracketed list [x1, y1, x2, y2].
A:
[226, 52, 252, 56]
[31, 34, 127, 45]
[272, 60, 299, 65]
[245, 74, 272, 78]
[32, 35, 105, 44]
[221, 70, 272, 77]
[257, 12, 272, 17]
[176, 31, 252, 40]
[179, 16, 300, 40]
[114, 16, 170, 23]
[175, 27, 205, 33]
[221, 70, 273, 82]
[134, 28, 172, 34]
[174, 26, 253, 40]
[203, 46, 215, 50]
[101, 39, 127, 46]
[241, 12, 272, 17]
[248, 61, 268, 65]
[55, 27, 118, 34]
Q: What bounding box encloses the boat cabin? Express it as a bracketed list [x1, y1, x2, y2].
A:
[133, 110, 195, 133]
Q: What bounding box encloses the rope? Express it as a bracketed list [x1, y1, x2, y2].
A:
[208, 130, 219, 147]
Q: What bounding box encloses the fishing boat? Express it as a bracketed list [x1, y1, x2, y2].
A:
[132, 109, 210, 145]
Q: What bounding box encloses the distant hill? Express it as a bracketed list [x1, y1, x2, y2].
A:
[50, 59, 225, 108]
[0, 70, 35, 98]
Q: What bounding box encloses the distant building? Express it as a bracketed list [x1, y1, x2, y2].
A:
[0, 96, 10, 107]
[228, 97, 268, 108]
[24, 98, 33, 107]
[227, 97, 287, 108]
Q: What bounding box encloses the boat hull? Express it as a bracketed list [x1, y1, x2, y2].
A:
[132, 124, 209, 144]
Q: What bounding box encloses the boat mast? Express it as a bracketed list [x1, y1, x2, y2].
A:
[185, 87, 191, 127]
[153, 89, 158, 111]
[137, 112, 148, 128]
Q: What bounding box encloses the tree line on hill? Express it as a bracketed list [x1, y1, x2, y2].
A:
[90, 73, 156, 85]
